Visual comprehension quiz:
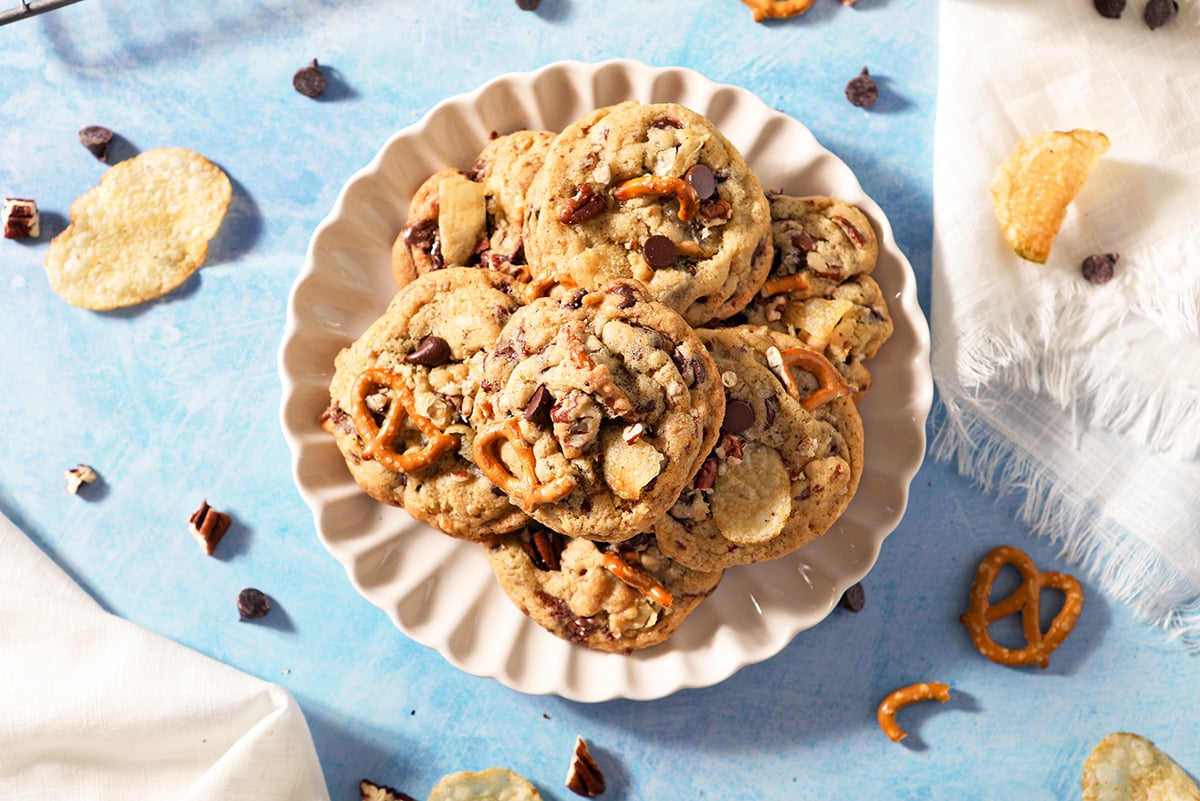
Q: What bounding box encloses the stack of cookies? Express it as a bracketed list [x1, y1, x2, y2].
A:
[322, 100, 893, 654]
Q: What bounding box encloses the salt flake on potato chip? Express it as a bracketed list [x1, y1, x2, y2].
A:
[990, 128, 1109, 264]
[1083, 732, 1200, 801]
[44, 146, 231, 310]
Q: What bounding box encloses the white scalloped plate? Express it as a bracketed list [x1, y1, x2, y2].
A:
[279, 59, 932, 702]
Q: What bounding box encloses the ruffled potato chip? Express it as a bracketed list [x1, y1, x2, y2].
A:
[1082, 732, 1200, 801]
[990, 129, 1109, 264]
[427, 767, 542, 801]
[44, 147, 231, 310]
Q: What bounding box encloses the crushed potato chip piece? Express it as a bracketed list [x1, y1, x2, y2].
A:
[711, 442, 791, 544]
[601, 428, 665, 501]
[990, 129, 1109, 264]
[786, 297, 856, 350]
[1083, 732, 1200, 801]
[427, 767, 542, 801]
[437, 173, 487, 267]
[43, 147, 231, 310]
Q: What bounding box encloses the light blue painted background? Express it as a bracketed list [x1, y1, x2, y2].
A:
[1, 2, 1196, 799]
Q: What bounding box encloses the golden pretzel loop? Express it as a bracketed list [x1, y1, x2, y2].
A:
[472, 417, 578, 511]
[876, 682, 951, 744]
[613, 175, 700, 222]
[775, 346, 851, 411]
[351, 368, 460, 473]
[960, 545, 1084, 669]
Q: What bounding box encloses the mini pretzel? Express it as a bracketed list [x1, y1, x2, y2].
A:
[602, 551, 673, 608]
[876, 682, 951, 743]
[740, 0, 817, 21]
[350, 368, 459, 473]
[473, 417, 578, 511]
[762, 272, 812, 297]
[613, 175, 700, 222]
[960, 545, 1084, 668]
[772, 346, 851, 411]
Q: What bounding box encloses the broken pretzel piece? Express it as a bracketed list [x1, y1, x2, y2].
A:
[473, 417, 579, 511]
[768, 344, 852, 411]
[740, 0, 817, 21]
[613, 174, 700, 222]
[602, 550, 673, 608]
[877, 682, 951, 743]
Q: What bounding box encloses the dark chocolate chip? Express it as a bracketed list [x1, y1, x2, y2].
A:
[839, 582, 865, 613]
[522, 384, 555, 428]
[763, 395, 778, 428]
[293, 59, 326, 99]
[1082, 252, 1119, 285]
[845, 67, 879, 109]
[684, 163, 717, 200]
[404, 335, 452, 367]
[403, 218, 437, 250]
[608, 283, 638, 308]
[1094, 0, 1126, 17]
[722, 398, 754, 435]
[1144, 0, 1177, 27]
[237, 588, 272, 620]
[515, 0, 540, 8]
[642, 234, 677, 268]
[78, 125, 114, 162]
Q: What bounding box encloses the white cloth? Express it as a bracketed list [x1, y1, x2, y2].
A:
[0, 513, 330, 801]
[931, 0, 1200, 643]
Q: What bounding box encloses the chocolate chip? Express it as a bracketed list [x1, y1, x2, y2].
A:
[237, 588, 272, 620]
[404, 335, 452, 367]
[685, 164, 717, 200]
[78, 125, 114, 162]
[1082, 252, 1118, 284]
[293, 59, 326, 98]
[763, 396, 778, 428]
[523, 384, 555, 427]
[1094, 0, 1126, 16]
[845, 67, 879, 109]
[1144, 0, 1177, 27]
[839, 582, 865, 612]
[403, 218, 438, 250]
[722, 398, 754, 435]
[515, 0, 540, 8]
[642, 234, 677, 268]
[559, 183, 606, 225]
[608, 283, 638, 308]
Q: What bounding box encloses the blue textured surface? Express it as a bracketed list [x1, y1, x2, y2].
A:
[1, 2, 1197, 799]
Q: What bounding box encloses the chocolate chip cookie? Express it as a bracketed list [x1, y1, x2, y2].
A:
[390, 129, 554, 286]
[484, 526, 722, 653]
[654, 325, 864, 570]
[470, 279, 724, 542]
[523, 101, 773, 326]
[321, 267, 529, 540]
[736, 194, 892, 396]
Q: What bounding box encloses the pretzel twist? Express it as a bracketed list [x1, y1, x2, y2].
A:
[774, 345, 851, 411]
[351, 369, 460, 473]
[472, 417, 578, 511]
[876, 682, 951, 743]
[613, 175, 700, 222]
[960, 545, 1084, 668]
[602, 551, 674, 608]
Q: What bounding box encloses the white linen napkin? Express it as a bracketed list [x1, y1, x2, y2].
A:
[931, 0, 1200, 642]
[0, 512, 330, 801]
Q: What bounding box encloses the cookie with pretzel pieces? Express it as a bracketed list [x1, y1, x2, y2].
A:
[485, 525, 722, 653]
[321, 267, 529, 540]
[654, 325, 864, 571]
[390, 129, 555, 286]
[523, 101, 773, 327]
[470, 278, 724, 542]
[735, 194, 893, 398]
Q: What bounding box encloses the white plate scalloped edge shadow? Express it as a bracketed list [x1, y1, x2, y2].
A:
[278, 59, 932, 703]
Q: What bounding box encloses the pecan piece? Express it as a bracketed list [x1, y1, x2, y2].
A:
[565, 736, 607, 798]
[189, 499, 232, 556]
[559, 183, 606, 225]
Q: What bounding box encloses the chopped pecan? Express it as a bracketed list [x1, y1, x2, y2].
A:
[565, 736, 607, 797]
[559, 183, 607, 225]
[189, 499, 232, 556]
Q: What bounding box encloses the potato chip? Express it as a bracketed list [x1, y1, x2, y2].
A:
[990, 129, 1109, 264]
[1082, 732, 1200, 801]
[426, 767, 542, 801]
[44, 147, 232, 310]
[711, 442, 792, 544]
